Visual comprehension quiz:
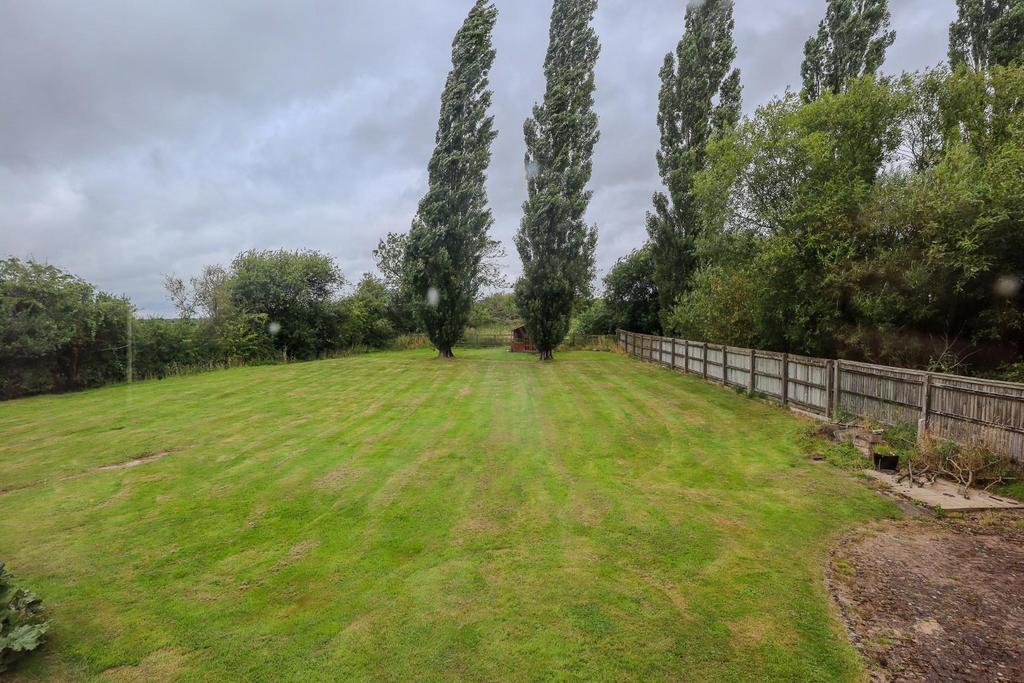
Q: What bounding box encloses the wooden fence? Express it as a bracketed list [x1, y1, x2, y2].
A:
[617, 330, 1024, 462]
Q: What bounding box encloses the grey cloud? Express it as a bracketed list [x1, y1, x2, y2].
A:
[1, 0, 956, 314]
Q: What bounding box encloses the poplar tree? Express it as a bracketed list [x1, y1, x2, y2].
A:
[949, 0, 1024, 70]
[514, 0, 600, 361]
[801, 0, 895, 102]
[405, 0, 499, 359]
[646, 0, 741, 328]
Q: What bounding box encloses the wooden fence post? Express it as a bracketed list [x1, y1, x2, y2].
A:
[781, 353, 789, 405]
[702, 343, 708, 380]
[670, 337, 677, 370]
[683, 340, 689, 374]
[748, 349, 756, 394]
[825, 360, 834, 419]
[833, 360, 841, 419]
[919, 372, 932, 439]
[721, 346, 728, 386]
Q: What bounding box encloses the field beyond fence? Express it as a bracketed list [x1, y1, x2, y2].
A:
[618, 330, 1024, 462]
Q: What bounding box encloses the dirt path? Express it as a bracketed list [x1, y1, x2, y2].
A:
[828, 512, 1024, 682]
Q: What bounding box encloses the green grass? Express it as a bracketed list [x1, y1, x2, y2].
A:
[993, 481, 1024, 503]
[0, 349, 896, 681]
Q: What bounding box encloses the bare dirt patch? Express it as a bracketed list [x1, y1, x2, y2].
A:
[96, 451, 172, 471]
[828, 512, 1024, 682]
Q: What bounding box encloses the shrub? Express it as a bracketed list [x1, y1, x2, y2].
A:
[0, 258, 132, 399]
[909, 433, 1015, 499]
[881, 423, 918, 464]
[0, 562, 49, 673]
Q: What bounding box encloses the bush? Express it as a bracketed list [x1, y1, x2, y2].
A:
[133, 318, 208, 379]
[0, 258, 132, 399]
[908, 433, 1015, 498]
[0, 562, 49, 673]
[568, 299, 616, 338]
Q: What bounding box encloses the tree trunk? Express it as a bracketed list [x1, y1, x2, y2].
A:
[539, 348, 554, 362]
[437, 347, 456, 360]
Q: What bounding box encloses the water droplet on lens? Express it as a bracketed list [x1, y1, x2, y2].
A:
[995, 275, 1022, 299]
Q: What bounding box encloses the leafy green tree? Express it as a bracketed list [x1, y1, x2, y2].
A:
[949, 0, 1024, 70]
[602, 246, 660, 334]
[646, 0, 741, 327]
[405, 0, 499, 359]
[681, 67, 1024, 373]
[469, 292, 518, 330]
[162, 265, 230, 321]
[343, 274, 399, 349]
[667, 261, 762, 348]
[373, 232, 410, 295]
[514, 0, 600, 361]
[801, 0, 895, 102]
[990, 1, 1024, 66]
[882, 66, 1024, 359]
[693, 77, 908, 355]
[229, 249, 345, 360]
[0, 258, 132, 398]
[568, 298, 616, 337]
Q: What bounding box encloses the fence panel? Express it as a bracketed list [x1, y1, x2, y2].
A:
[928, 374, 1024, 456]
[616, 330, 1024, 461]
[754, 352, 784, 399]
[837, 361, 924, 426]
[787, 355, 829, 414]
[688, 343, 705, 375]
[658, 338, 672, 366]
[706, 345, 724, 382]
[724, 347, 752, 390]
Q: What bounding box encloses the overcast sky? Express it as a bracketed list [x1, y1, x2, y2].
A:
[1, 0, 956, 315]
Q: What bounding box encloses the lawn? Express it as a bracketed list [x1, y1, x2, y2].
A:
[0, 348, 896, 681]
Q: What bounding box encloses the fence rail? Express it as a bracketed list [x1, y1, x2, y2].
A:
[617, 330, 1024, 462]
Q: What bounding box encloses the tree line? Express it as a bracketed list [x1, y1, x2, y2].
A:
[387, 0, 1024, 375]
[4, 0, 1023, 398]
[0, 251, 413, 399]
[579, 0, 1024, 380]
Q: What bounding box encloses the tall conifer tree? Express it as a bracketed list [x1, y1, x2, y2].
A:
[801, 0, 895, 102]
[646, 0, 741, 329]
[514, 0, 600, 361]
[949, 0, 1024, 70]
[405, 0, 499, 359]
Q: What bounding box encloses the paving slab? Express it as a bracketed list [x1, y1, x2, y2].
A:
[863, 470, 1024, 511]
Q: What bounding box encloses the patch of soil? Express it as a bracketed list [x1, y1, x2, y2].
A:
[828, 512, 1024, 682]
[96, 451, 172, 471]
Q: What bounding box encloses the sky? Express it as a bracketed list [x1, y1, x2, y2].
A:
[0, 0, 957, 315]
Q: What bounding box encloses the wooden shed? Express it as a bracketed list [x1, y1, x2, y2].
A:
[510, 326, 536, 353]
